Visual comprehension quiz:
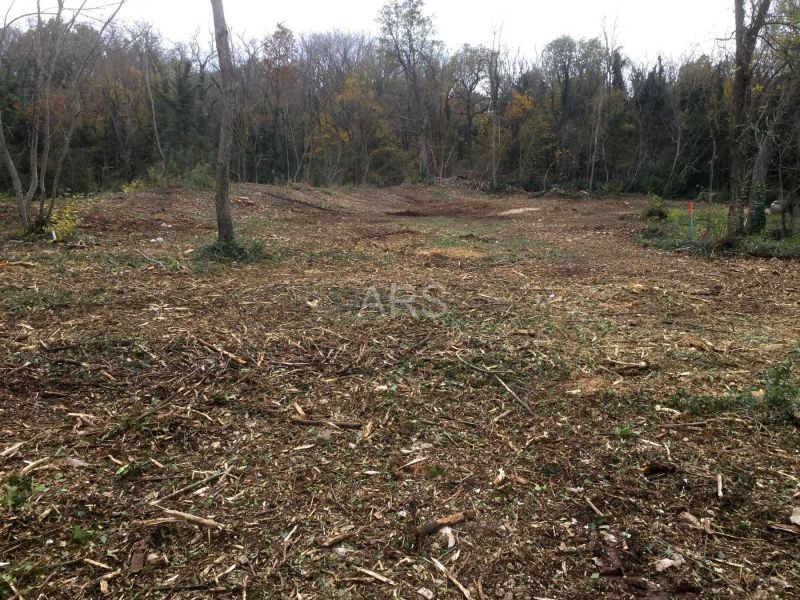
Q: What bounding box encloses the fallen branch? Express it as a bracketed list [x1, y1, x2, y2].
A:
[192, 336, 247, 365]
[494, 375, 535, 416]
[290, 417, 363, 430]
[321, 530, 356, 548]
[20, 457, 50, 475]
[415, 510, 477, 538]
[353, 566, 396, 586]
[152, 506, 228, 530]
[431, 558, 471, 599]
[0, 261, 37, 268]
[1, 442, 23, 458]
[133, 249, 166, 268]
[150, 467, 234, 505]
[586, 497, 606, 517]
[769, 524, 799, 535]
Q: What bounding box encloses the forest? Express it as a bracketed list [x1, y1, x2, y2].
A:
[1, 2, 799, 221]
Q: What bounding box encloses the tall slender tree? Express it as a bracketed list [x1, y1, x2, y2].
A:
[210, 0, 235, 243]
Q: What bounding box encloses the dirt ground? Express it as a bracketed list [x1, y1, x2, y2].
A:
[1, 184, 799, 599]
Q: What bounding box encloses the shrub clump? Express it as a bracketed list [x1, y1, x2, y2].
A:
[194, 239, 270, 264]
[644, 194, 668, 220]
[48, 201, 80, 242]
[185, 163, 215, 190]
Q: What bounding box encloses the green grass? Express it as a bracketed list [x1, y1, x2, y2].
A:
[739, 233, 800, 259]
[194, 238, 273, 264]
[667, 351, 799, 423]
[614, 423, 637, 439]
[431, 235, 466, 248]
[639, 202, 800, 258]
[0, 288, 77, 315]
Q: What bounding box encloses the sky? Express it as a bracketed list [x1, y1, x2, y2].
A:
[8, 0, 736, 63]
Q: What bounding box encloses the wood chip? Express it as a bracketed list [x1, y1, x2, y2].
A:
[321, 530, 355, 548]
[1, 442, 23, 458]
[353, 566, 396, 586]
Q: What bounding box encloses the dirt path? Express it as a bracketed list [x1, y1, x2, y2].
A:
[1, 185, 798, 599]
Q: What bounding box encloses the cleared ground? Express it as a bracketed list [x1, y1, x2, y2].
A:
[1, 185, 799, 599]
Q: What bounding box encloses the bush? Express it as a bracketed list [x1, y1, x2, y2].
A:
[194, 239, 270, 264]
[48, 201, 79, 242]
[122, 179, 146, 194]
[186, 163, 215, 190]
[644, 194, 668, 220]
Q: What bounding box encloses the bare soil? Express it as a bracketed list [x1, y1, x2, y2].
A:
[1, 184, 799, 599]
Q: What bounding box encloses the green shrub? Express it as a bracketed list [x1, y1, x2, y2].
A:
[644, 194, 668, 220]
[195, 239, 270, 264]
[48, 201, 80, 243]
[186, 163, 215, 190]
[123, 179, 146, 194]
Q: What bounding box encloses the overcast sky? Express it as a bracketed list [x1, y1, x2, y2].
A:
[10, 0, 735, 63]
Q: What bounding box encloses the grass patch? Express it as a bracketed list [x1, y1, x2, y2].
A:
[0, 288, 77, 315]
[194, 239, 273, 264]
[431, 235, 466, 248]
[764, 359, 800, 424]
[668, 352, 799, 423]
[739, 233, 800, 259]
[639, 202, 799, 258]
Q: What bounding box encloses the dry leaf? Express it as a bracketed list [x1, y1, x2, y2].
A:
[791, 507, 800, 526]
[416, 588, 434, 600]
[492, 468, 506, 486]
[654, 553, 685, 572]
[680, 511, 714, 535]
[440, 526, 456, 549]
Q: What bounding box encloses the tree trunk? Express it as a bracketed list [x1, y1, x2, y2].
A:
[0, 108, 29, 231]
[727, 0, 772, 236]
[210, 0, 235, 243]
[143, 33, 167, 172]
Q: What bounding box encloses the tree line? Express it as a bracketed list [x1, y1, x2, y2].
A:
[1, 0, 798, 236]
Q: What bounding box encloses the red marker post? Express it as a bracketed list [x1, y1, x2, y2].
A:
[688, 201, 695, 240]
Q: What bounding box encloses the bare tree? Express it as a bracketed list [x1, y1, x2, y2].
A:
[452, 44, 489, 163]
[0, 1, 124, 232]
[140, 26, 167, 172]
[378, 0, 440, 181]
[210, 0, 235, 243]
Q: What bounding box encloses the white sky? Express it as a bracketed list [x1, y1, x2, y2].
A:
[9, 0, 735, 63]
